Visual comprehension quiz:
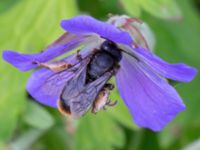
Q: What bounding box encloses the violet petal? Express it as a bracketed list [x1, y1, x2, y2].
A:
[2, 36, 84, 71]
[133, 46, 197, 82]
[60, 16, 133, 45]
[116, 54, 186, 131]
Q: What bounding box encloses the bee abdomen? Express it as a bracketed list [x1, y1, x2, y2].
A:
[57, 98, 71, 116]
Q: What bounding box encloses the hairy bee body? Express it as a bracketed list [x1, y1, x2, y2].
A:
[58, 40, 122, 117]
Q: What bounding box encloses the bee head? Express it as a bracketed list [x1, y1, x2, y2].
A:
[100, 40, 122, 62]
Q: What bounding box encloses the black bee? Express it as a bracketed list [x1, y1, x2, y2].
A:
[57, 40, 122, 117]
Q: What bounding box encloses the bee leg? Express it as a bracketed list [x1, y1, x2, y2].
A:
[110, 65, 120, 75]
[104, 83, 115, 90]
[76, 50, 83, 61]
[106, 99, 118, 107]
[91, 88, 107, 114]
[91, 107, 97, 114]
[92, 111, 97, 115]
[106, 99, 111, 105]
[33, 60, 73, 72]
[91, 48, 98, 54]
[92, 83, 116, 114]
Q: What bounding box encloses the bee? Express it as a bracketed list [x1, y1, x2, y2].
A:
[55, 40, 122, 117]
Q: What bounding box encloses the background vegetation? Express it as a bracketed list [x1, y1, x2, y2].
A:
[0, 0, 200, 149]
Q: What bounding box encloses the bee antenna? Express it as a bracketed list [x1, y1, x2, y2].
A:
[119, 49, 140, 61]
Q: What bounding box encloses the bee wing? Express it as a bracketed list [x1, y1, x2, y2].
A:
[60, 65, 113, 117]
[60, 58, 90, 98]
[26, 45, 95, 107]
[71, 71, 113, 117]
[26, 66, 76, 107]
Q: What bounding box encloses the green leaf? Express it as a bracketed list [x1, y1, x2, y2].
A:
[23, 101, 54, 130]
[35, 127, 72, 150]
[0, 0, 19, 13]
[140, 0, 182, 20]
[75, 113, 125, 150]
[120, 0, 141, 17]
[128, 129, 160, 150]
[121, 0, 182, 20]
[77, 0, 124, 19]
[0, 0, 77, 141]
[10, 129, 44, 150]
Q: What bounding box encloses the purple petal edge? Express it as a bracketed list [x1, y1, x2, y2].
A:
[60, 15, 133, 45]
[133, 46, 198, 82]
[2, 37, 83, 72]
[3, 50, 37, 71]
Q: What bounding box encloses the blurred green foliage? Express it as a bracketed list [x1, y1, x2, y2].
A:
[0, 0, 200, 150]
[122, 0, 182, 20]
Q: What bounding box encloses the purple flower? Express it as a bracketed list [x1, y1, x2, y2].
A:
[2, 15, 197, 131]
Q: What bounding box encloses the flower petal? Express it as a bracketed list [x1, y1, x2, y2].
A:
[2, 34, 85, 71]
[133, 46, 197, 82]
[60, 16, 133, 45]
[116, 53, 186, 131]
